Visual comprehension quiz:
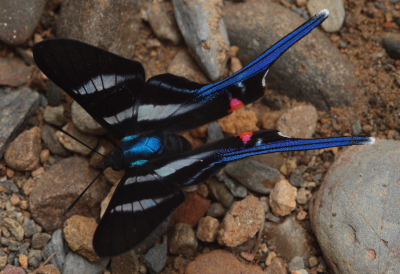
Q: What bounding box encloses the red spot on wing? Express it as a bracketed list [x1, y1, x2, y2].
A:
[236, 132, 253, 144]
[228, 97, 244, 113]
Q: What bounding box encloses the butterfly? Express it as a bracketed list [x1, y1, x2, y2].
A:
[32, 9, 373, 257]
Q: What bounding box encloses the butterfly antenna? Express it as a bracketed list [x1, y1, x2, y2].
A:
[64, 168, 106, 215]
[45, 121, 108, 159]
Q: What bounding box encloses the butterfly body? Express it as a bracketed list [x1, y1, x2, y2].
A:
[100, 133, 192, 171]
[33, 9, 374, 257]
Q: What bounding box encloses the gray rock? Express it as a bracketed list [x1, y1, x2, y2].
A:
[310, 140, 400, 273]
[168, 48, 209, 83]
[172, 0, 229, 81]
[32, 233, 52, 249]
[144, 243, 168, 274]
[222, 176, 248, 198]
[41, 126, 70, 156]
[207, 121, 224, 143]
[307, 0, 345, 32]
[147, 0, 182, 45]
[0, 88, 39, 158]
[0, 0, 47, 45]
[43, 105, 65, 127]
[289, 256, 305, 271]
[224, 0, 359, 110]
[63, 251, 109, 274]
[251, 153, 285, 170]
[0, 57, 32, 86]
[46, 81, 62, 106]
[17, 242, 29, 256]
[71, 101, 106, 135]
[276, 105, 318, 138]
[169, 223, 198, 255]
[42, 229, 69, 271]
[208, 177, 234, 208]
[264, 216, 313, 263]
[352, 120, 362, 135]
[382, 34, 400, 60]
[28, 249, 42, 268]
[206, 202, 226, 218]
[216, 171, 247, 198]
[7, 252, 15, 265]
[56, 122, 99, 155]
[22, 218, 37, 238]
[225, 159, 280, 194]
[57, 0, 144, 58]
[39, 93, 48, 107]
[290, 168, 306, 187]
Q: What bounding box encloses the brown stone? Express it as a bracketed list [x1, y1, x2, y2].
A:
[269, 180, 297, 216]
[185, 250, 264, 274]
[5, 127, 42, 171]
[172, 191, 211, 228]
[217, 195, 264, 247]
[218, 108, 259, 136]
[64, 215, 100, 262]
[29, 157, 109, 232]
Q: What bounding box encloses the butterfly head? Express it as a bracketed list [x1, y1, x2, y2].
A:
[97, 147, 125, 171]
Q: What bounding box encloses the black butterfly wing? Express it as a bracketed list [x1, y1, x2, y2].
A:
[93, 167, 185, 257]
[132, 10, 330, 133]
[149, 131, 374, 187]
[94, 131, 373, 257]
[33, 10, 329, 137]
[33, 39, 145, 140]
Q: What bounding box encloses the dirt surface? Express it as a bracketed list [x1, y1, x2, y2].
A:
[2, 0, 400, 273]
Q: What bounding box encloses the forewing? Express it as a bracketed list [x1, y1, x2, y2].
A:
[93, 168, 185, 257]
[134, 10, 330, 133]
[33, 38, 145, 139]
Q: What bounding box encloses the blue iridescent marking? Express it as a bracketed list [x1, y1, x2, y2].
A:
[130, 159, 148, 167]
[219, 136, 373, 162]
[122, 135, 139, 142]
[192, 10, 329, 101]
[120, 135, 164, 163]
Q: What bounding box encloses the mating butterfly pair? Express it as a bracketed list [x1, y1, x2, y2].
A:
[33, 9, 373, 257]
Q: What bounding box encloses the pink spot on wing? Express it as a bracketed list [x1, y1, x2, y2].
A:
[228, 97, 244, 113]
[236, 132, 253, 144]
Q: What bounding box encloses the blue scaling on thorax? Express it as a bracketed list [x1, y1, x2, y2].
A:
[120, 135, 164, 166]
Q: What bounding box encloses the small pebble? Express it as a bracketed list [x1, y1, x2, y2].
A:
[19, 254, 28, 269]
[265, 251, 276, 266]
[309, 256, 319, 267]
[240, 251, 254, 261]
[289, 256, 305, 272]
[206, 202, 226, 218]
[169, 223, 198, 255]
[196, 216, 219, 242]
[269, 180, 297, 216]
[40, 149, 50, 163]
[296, 210, 307, 220]
[10, 193, 20, 206]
